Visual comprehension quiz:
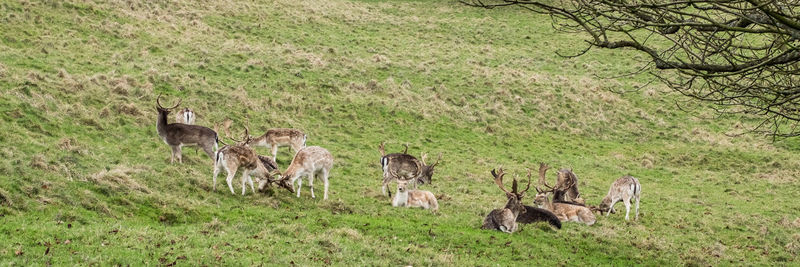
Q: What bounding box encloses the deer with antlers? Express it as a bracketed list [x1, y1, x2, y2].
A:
[282, 146, 333, 200]
[247, 128, 307, 162]
[378, 142, 441, 197]
[212, 129, 293, 195]
[597, 175, 641, 221]
[534, 163, 596, 226]
[155, 94, 219, 164]
[481, 168, 532, 233]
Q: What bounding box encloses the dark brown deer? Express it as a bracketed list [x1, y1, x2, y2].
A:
[155, 94, 218, 164]
[378, 142, 440, 196]
[481, 168, 532, 233]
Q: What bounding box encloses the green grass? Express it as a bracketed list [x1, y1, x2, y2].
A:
[1, 0, 799, 265]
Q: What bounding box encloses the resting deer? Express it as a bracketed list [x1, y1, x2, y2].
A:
[481, 168, 531, 233]
[597, 175, 641, 221]
[534, 163, 596, 226]
[283, 146, 333, 200]
[392, 179, 439, 212]
[175, 108, 196, 124]
[539, 166, 583, 204]
[378, 142, 440, 196]
[155, 94, 218, 164]
[248, 128, 306, 162]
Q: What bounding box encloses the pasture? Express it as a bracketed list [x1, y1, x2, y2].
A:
[0, 0, 798, 265]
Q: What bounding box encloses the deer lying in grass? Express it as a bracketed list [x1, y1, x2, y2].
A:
[248, 128, 306, 161]
[481, 168, 531, 233]
[392, 179, 438, 212]
[155, 94, 218, 164]
[597, 175, 641, 221]
[175, 108, 195, 124]
[378, 142, 441, 196]
[534, 163, 596, 226]
[516, 205, 562, 229]
[283, 146, 333, 200]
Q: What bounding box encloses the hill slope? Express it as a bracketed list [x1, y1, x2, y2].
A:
[1, 0, 798, 265]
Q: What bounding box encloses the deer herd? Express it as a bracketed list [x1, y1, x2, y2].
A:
[154, 94, 642, 234]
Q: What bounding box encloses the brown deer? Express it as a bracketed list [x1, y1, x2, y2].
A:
[247, 128, 306, 162]
[539, 166, 583, 204]
[283, 146, 333, 200]
[155, 94, 218, 164]
[534, 163, 596, 226]
[391, 179, 439, 212]
[378, 142, 441, 196]
[175, 108, 196, 124]
[597, 175, 641, 221]
[481, 168, 532, 233]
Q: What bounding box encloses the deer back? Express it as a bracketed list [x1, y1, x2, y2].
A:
[162, 123, 217, 146]
[383, 154, 423, 180]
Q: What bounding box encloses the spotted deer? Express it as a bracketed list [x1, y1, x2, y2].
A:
[534, 163, 596, 226]
[378, 142, 441, 197]
[283, 146, 333, 200]
[175, 108, 196, 124]
[248, 128, 306, 162]
[481, 168, 532, 233]
[597, 175, 641, 220]
[212, 143, 290, 195]
[155, 94, 218, 164]
[392, 179, 439, 212]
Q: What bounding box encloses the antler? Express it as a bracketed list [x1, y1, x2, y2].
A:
[490, 167, 510, 194]
[243, 126, 252, 144]
[432, 153, 442, 166]
[379, 142, 386, 156]
[519, 168, 532, 194]
[402, 143, 409, 154]
[420, 153, 428, 165]
[156, 93, 181, 109]
[537, 162, 554, 193]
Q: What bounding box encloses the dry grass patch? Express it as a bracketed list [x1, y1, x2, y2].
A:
[88, 165, 150, 193]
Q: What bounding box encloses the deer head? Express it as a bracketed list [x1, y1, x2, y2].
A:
[156, 93, 181, 113]
[419, 152, 442, 184]
[534, 163, 552, 207]
[491, 167, 531, 216]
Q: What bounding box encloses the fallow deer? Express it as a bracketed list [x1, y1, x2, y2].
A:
[539, 167, 582, 204]
[155, 94, 218, 164]
[212, 142, 287, 195]
[392, 179, 439, 212]
[175, 108, 196, 125]
[283, 146, 333, 200]
[534, 163, 596, 226]
[481, 168, 532, 233]
[378, 142, 441, 197]
[516, 205, 562, 229]
[597, 175, 641, 221]
[248, 128, 306, 162]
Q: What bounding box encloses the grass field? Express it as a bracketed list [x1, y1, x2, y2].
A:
[1, 0, 799, 265]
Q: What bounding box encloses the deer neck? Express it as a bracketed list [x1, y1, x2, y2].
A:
[156, 110, 169, 137]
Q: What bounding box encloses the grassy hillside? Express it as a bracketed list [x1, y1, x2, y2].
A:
[1, 0, 799, 265]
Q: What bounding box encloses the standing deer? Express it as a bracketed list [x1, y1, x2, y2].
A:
[392, 179, 439, 212]
[212, 136, 289, 195]
[534, 163, 596, 226]
[175, 108, 196, 124]
[378, 142, 441, 196]
[597, 175, 641, 221]
[248, 128, 306, 162]
[481, 168, 532, 233]
[283, 146, 333, 200]
[155, 94, 218, 164]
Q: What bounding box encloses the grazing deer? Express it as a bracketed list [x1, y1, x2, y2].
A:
[212, 141, 288, 195]
[378, 142, 441, 196]
[254, 155, 294, 193]
[283, 146, 333, 200]
[534, 163, 596, 226]
[247, 128, 306, 162]
[155, 94, 218, 164]
[481, 168, 532, 233]
[175, 108, 196, 124]
[392, 179, 439, 212]
[597, 175, 641, 221]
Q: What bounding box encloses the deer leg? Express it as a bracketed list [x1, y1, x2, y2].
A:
[295, 176, 303, 198]
[623, 198, 632, 221]
[175, 145, 183, 164]
[202, 144, 215, 165]
[308, 172, 316, 199]
[226, 171, 236, 195]
[635, 195, 640, 221]
[247, 171, 256, 194]
[170, 145, 180, 164]
[322, 168, 330, 200]
[271, 145, 279, 162]
[607, 199, 617, 217]
[241, 171, 250, 196]
[212, 161, 221, 191]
